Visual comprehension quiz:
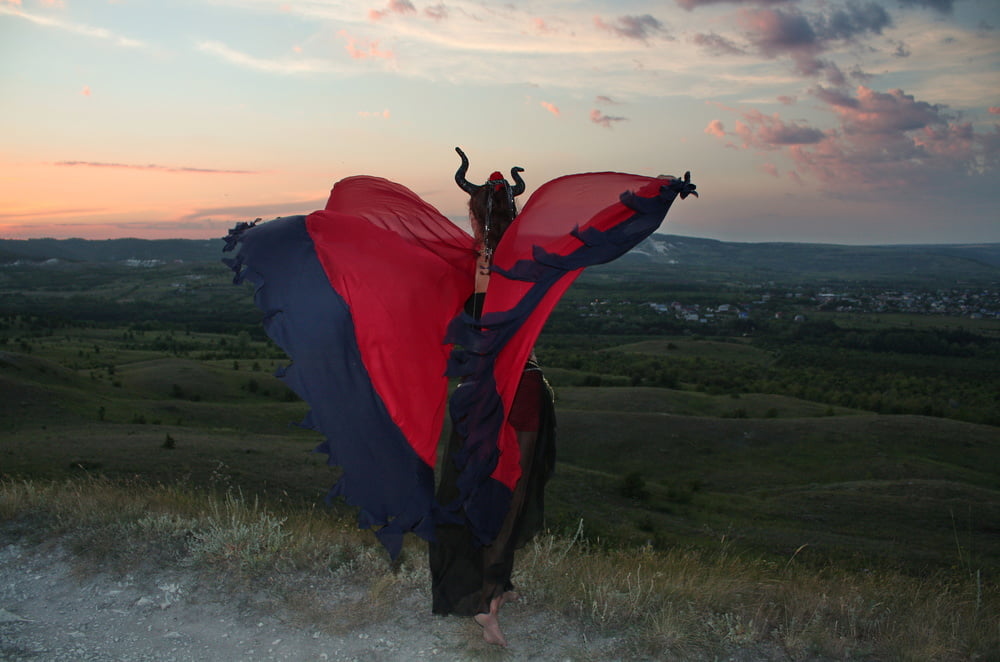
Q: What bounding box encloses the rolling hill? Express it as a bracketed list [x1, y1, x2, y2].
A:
[3, 235, 998, 286]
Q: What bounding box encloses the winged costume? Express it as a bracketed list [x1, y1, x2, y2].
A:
[223, 150, 696, 562]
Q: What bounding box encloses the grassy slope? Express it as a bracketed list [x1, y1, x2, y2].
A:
[4, 345, 997, 574]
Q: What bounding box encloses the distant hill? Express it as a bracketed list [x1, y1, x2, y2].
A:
[0, 238, 221, 264]
[2, 234, 998, 286]
[612, 235, 1000, 285]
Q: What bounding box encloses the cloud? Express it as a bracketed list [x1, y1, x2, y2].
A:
[424, 3, 447, 21]
[732, 109, 827, 149]
[760, 162, 779, 178]
[338, 30, 395, 60]
[369, 0, 416, 22]
[815, 2, 891, 41]
[540, 101, 560, 116]
[813, 85, 949, 134]
[891, 40, 911, 58]
[176, 198, 328, 225]
[704, 119, 726, 137]
[989, 107, 1000, 115]
[55, 161, 258, 174]
[593, 14, 665, 42]
[197, 41, 333, 74]
[897, 0, 955, 14]
[737, 7, 819, 57]
[847, 64, 873, 83]
[368, 0, 448, 23]
[590, 109, 628, 128]
[187, 3, 738, 97]
[675, 0, 786, 10]
[0, 4, 143, 47]
[80, 85, 91, 97]
[532, 17, 555, 33]
[735, 3, 891, 80]
[595, 95, 620, 105]
[358, 109, 391, 119]
[691, 31, 746, 55]
[709, 84, 999, 198]
[0, 207, 105, 222]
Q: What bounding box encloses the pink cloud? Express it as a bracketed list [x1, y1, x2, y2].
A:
[730, 109, 827, 150]
[777, 95, 796, 105]
[358, 109, 391, 119]
[338, 30, 394, 60]
[595, 95, 619, 105]
[590, 109, 628, 129]
[424, 4, 447, 21]
[988, 107, 1000, 115]
[369, 0, 415, 21]
[532, 17, 553, 32]
[55, 161, 257, 174]
[704, 119, 725, 137]
[776, 85, 997, 190]
[1, 0, 23, 5]
[815, 85, 948, 134]
[913, 122, 975, 160]
[80, 85, 91, 97]
[760, 163, 780, 178]
[540, 101, 560, 117]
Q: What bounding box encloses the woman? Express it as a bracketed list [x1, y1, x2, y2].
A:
[429, 149, 557, 647]
[224, 148, 694, 646]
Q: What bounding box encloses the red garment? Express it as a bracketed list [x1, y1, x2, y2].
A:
[226, 170, 695, 554]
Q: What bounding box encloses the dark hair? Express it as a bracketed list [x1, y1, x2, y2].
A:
[454, 147, 525, 256]
[469, 184, 517, 254]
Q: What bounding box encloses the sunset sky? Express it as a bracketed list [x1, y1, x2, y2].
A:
[1, 0, 998, 244]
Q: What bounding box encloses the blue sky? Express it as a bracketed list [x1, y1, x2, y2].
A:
[1, 0, 998, 244]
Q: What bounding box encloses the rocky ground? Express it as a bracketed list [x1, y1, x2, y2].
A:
[0, 535, 624, 662]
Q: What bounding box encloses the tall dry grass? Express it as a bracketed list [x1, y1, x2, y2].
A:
[517, 522, 996, 660]
[1, 477, 995, 660]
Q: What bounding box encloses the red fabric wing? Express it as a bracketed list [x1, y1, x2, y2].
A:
[306, 176, 476, 467]
[483, 174, 670, 490]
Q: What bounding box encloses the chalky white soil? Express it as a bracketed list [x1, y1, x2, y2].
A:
[0, 535, 618, 662]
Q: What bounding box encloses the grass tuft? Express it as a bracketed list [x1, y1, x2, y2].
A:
[188, 490, 289, 570]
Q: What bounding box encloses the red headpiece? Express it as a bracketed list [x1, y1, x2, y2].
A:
[489, 172, 504, 191]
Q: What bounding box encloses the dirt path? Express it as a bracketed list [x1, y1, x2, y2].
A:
[0, 536, 618, 661]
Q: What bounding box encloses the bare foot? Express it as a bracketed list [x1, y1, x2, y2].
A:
[474, 612, 508, 646]
[474, 595, 508, 646]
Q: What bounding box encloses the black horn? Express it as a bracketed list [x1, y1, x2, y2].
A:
[509, 166, 525, 196]
[454, 147, 480, 195]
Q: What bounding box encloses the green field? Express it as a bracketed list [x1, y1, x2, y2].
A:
[3, 317, 998, 577]
[2, 249, 999, 578]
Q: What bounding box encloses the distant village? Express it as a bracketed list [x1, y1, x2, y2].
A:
[585, 285, 1000, 325]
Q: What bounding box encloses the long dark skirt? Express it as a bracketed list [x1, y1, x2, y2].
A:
[429, 367, 556, 616]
